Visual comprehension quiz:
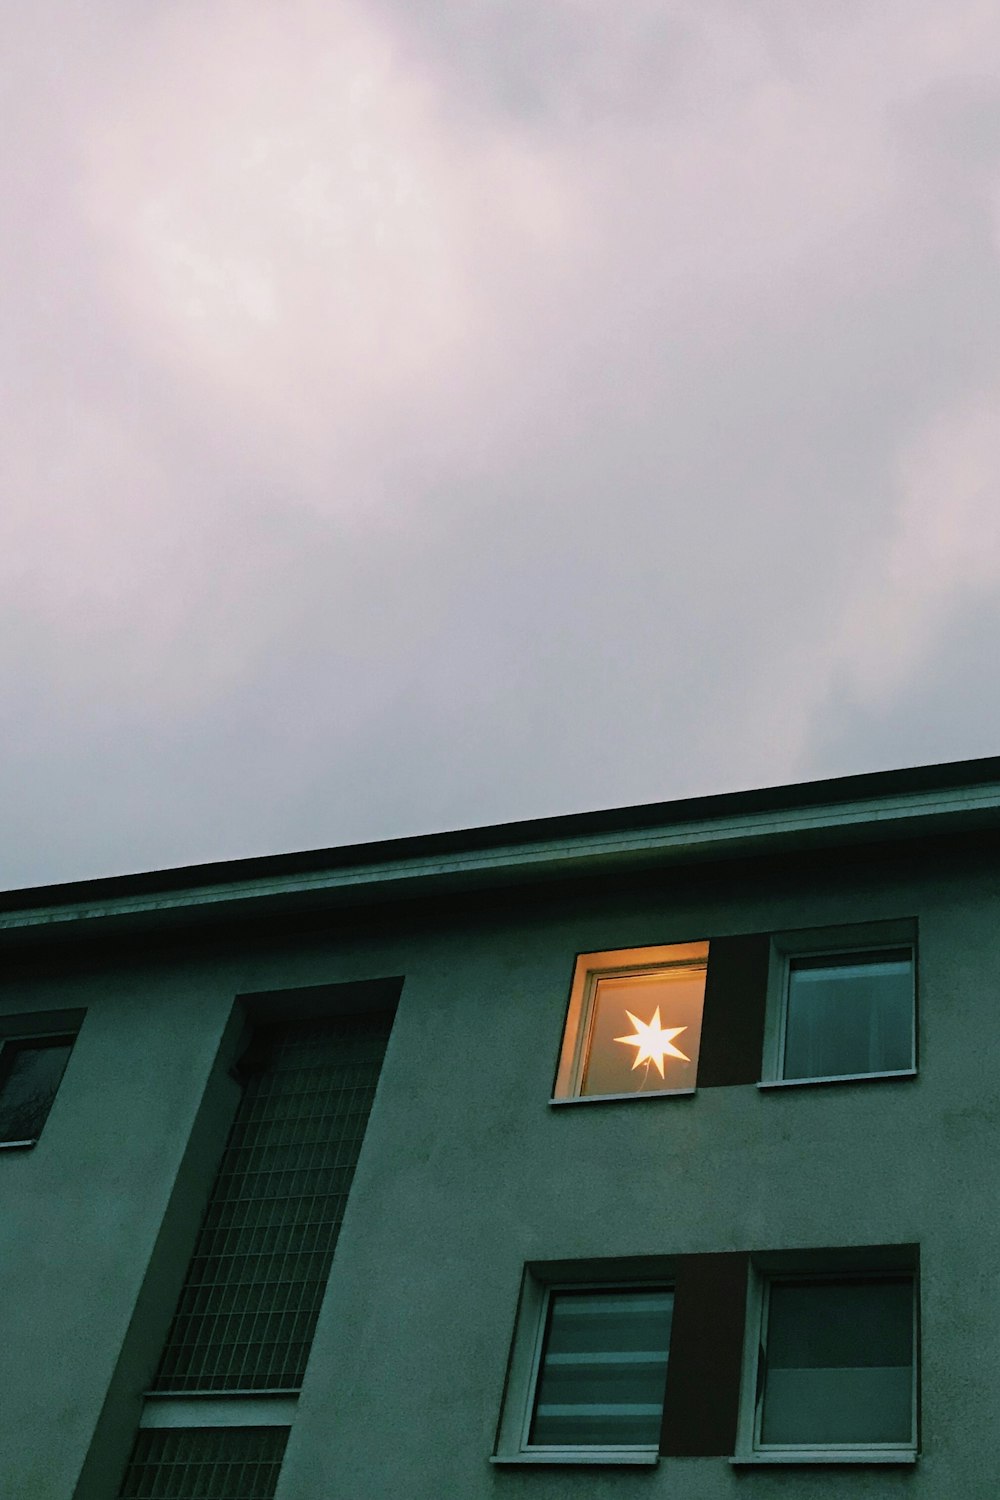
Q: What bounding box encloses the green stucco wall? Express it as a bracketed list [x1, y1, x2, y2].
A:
[1, 838, 997, 1497]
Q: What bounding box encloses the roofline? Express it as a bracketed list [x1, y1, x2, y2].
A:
[4, 754, 1000, 939]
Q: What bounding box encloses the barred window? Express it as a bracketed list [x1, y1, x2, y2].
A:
[154, 1012, 394, 1393]
[118, 1008, 394, 1499]
[118, 1426, 289, 1500]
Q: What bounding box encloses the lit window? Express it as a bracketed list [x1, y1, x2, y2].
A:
[553, 944, 708, 1101]
[493, 1269, 674, 1465]
[750, 1274, 916, 1458]
[0, 1035, 75, 1146]
[762, 926, 916, 1085]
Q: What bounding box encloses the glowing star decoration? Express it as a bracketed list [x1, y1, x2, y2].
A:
[614, 1007, 690, 1079]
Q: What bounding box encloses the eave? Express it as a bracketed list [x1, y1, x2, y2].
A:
[3, 756, 1000, 942]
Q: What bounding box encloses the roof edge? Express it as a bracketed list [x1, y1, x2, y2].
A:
[4, 755, 1000, 937]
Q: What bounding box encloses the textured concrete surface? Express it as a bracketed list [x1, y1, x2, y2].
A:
[0, 831, 995, 1498]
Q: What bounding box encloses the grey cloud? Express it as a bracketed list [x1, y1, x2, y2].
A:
[805, 591, 1000, 776]
[3, 2, 1000, 888]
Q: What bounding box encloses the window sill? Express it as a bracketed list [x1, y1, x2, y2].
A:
[757, 1069, 916, 1091]
[731, 1451, 917, 1466]
[492, 1450, 659, 1467]
[0, 1139, 37, 1151]
[550, 1089, 696, 1106]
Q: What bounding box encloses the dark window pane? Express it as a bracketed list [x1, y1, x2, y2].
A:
[783, 951, 913, 1080]
[761, 1278, 913, 1446]
[530, 1289, 673, 1447]
[153, 1012, 393, 1392]
[0, 1038, 73, 1143]
[118, 1426, 289, 1499]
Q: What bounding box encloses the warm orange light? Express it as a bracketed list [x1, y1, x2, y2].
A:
[614, 1007, 690, 1078]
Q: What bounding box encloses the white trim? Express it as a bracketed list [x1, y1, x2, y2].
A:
[730, 1452, 918, 1465]
[518, 1284, 554, 1452]
[0, 1138, 36, 1150]
[492, 1450, 659, 1466]
[139, 1395, 298, 1428]
[550, 1088, 696, 1106]
[757, 1069, 916, 1090]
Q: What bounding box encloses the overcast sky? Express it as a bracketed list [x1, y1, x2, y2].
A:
[4, 2, 1000, 890]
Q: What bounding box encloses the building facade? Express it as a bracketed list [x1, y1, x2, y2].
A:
[1, 758, 999, 1498]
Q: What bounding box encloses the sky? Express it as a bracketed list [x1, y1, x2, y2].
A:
[4, 1, 1000, 890]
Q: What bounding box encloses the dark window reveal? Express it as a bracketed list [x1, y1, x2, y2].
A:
[0, 1037, 74, 1144]
[152, 1011, 395, 1393]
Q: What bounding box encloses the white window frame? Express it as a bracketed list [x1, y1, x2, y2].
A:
[732, 1251, 918, 1466]
[492, 1259, 675, 1466]
[551, 942, 709, 1104]
[759, 920, 917, 1088]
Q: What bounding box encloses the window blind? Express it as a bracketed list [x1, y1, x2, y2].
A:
[529, 1289, 674, 1447]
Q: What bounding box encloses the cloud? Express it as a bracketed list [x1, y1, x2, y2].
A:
[3, 1, 1000, 884]
[837, 392, 1000, 699]
[77, 0, 575, 500]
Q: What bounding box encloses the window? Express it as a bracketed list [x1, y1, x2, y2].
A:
[117, 1004, 396, 1500]
[152, 1012, 395, 1394]
[739, 1270, 917, 1463]
[553, 943, 708, 1101]
[762, 924, 915, 1085]
[494, 1266, 675, 1465]
[0, 1032, 76, 1146]
[118, 1425, 290, 1499]
[530, 1288, 674, 1447]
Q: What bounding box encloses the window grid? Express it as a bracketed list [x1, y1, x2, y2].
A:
[152, 1012, 393, 1393]
[118, 1426, 290, 1499]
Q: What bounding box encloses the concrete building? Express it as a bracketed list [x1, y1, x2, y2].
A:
[1, 756, 998, 1498]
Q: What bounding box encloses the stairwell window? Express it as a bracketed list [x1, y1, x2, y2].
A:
[117, 1004, 396, 1500]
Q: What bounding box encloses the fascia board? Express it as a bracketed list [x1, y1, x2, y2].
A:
[3, 781, 1000, 936]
